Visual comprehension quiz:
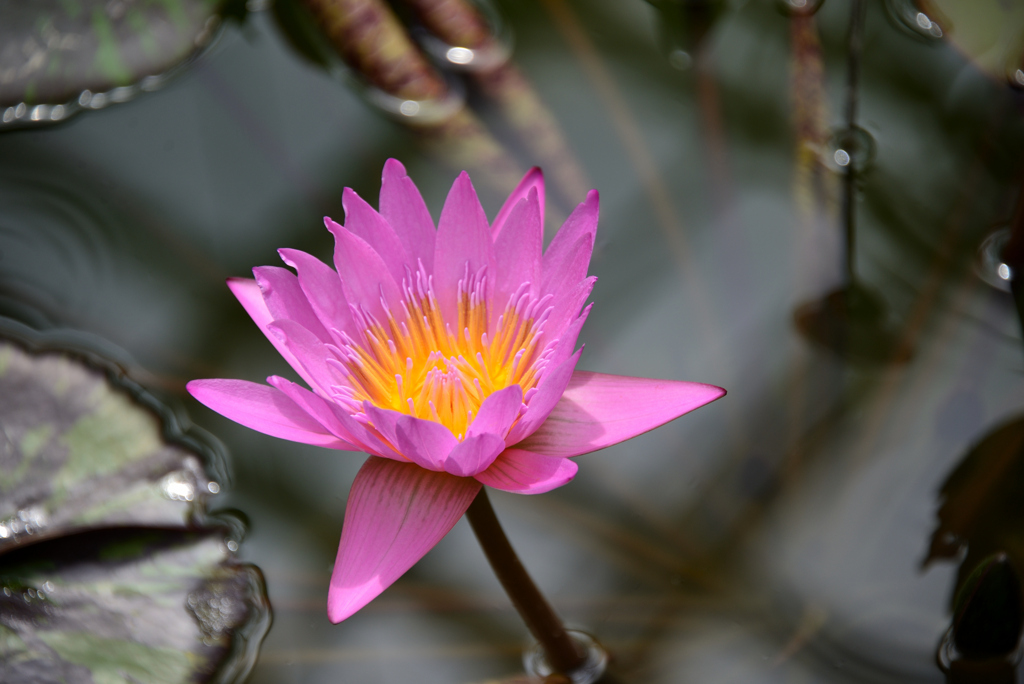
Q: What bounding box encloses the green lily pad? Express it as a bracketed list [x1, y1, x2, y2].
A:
[0, 340, 217, 551]
[0, 332, 270, 683]
[0, 0, 227, 127]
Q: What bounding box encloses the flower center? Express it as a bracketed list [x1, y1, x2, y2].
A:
[335, 268, 552, 439]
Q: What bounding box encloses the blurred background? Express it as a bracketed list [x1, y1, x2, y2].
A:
[2, 0, 1024, 681]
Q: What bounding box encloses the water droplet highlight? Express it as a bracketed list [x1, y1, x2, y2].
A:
[777, 0, 823, 14]
[161, 471, 196, 502]
[825, 126, 876, 173]
[974, 227, 1013, 293]
[446, 47, 474, 65]
[669, 49, 692, 71]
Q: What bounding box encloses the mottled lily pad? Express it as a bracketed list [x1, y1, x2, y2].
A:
[0, 340, 216, 551]
[0, 333, 270, 683]
[0, 0, 226, 127]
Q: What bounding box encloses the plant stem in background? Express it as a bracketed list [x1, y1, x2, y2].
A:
[842, 0, 866, 287]
[398, 0, 591, 216]
[464, 488, 586, 675]
[299, 0, 524, 190]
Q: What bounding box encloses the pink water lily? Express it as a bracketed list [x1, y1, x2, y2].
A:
[188, 160, 724, 623]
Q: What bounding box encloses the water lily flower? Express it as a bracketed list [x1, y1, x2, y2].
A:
[187, 160, 724, 623]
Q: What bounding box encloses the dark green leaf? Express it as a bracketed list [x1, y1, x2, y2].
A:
[0, 0, 224, 112]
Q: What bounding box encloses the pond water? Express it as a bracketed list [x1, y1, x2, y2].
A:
[2, 0, 1023, 682]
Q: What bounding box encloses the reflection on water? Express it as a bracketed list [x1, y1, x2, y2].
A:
[1, 0, 1024, 681]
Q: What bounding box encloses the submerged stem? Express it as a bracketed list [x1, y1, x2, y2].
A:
[465, 488, 586, 675]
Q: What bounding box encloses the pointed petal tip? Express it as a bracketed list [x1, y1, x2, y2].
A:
[327, 578, 383, 623]
[707, 384, 727, 400]
[383, 158, 408, 177]
[519, 372, 726, 458]
[184, 379, 203, 398]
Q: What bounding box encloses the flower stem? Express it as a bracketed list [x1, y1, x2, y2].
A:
[465, 488, 586, 675]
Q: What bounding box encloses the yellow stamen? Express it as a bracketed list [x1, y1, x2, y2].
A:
[340, 275, 545, 439]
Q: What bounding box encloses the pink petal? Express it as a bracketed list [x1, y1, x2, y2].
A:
[266, 375, 359, 447]
[493, 189, 542, 310]
[475, 448, 578, 494]
[326, 402, 406, 462]
[541, 190, 598, 296]
[253, 266, 332, 343]
[505, 349, 582, 445]
[364, 405, 457, 471]
[380, 158, 436, 273]
[541, 233, 593, 305]
[492, 167, 544, 239]
[443, 433, 506, 477]
[328, 458, 480, 622]
[227, 277, 321, 391]
[342, 187, 411, 285]
[187, 378, 351, 449]
[326, 218, 404, 324]
[518, 372, 726, 458]
[265, 319, 340, 397]
[278, 248, 359, 343]
[547, 304, 591, 369]
[467, 384, 523, 439]
[433, 172, 494, 323]
[544, 277, 596, 348]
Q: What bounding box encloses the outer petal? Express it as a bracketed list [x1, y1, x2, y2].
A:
[227, 277, 321, 391]
[342, 187, 411, 285]
[474, 448, 578, 494]
[328, 458, 480, 623]
[541, 189, 599, 295]
[492, 167, 544, 239]
[444, 433, 506, 477]
[364, 405, 457, 471]
[278, 248, 358, 342]
[265, 319, 340, 397]
[505, 349, 582, 446]
[433, 171, 494, 322]
[267, 375, 360, 448]
[326, 218, 404, 323]
[323, 402, 405, 462]
[187, 378, 351, 449]
[518, 372, 726, 458]
[467, 384, 523, 439]
[253, 266, 332, 343]
[493, 189, 542, 309]
[380, 158, 436, 272]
